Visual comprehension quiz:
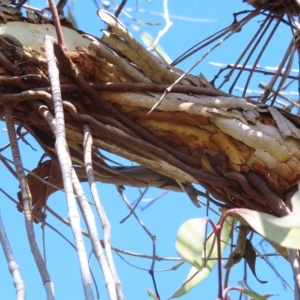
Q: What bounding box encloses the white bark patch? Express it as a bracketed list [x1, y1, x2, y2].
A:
[242, 109, 260, 124]
[211, 117, 291, 163]
[164, 94, 257, 110]
[255, 122, 300, 160]
[0, 22, 90, 52]
[268, 106, 300, 139]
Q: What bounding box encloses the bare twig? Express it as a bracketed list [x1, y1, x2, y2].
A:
[218, 13, 273, 90]
[34, 81, 228, 97]
[261, 38, 294, 102]
[117, 187, 160, 299]
[3, 103, 54, 300]
[242, 16, 281, 97]
[71, 167, 118, 299]
[0, 187, 182, 264]
[120, 187, 148, 223]
[56, 0, 67, 15]
[82, 123, 124, 299]
[0, 211, 26, 300]
[288, 249, 300, 299]
[114, 0, 127, 18]
[44, 35, 94, 300]
[148, 0, 173, 51]
[148, 9, 260, 113]
[48, 0, 66, 49]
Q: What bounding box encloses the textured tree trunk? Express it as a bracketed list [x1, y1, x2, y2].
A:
[1, 7, 299, 221]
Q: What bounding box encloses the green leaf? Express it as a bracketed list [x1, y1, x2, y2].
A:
[147, 289, 159, 300]
[238, 280, 250, 300]
[291, 191, 300, 214]
[229, 208, 300, 249]
[238, 288, 273, 300]
[175, 218, 208, 269]
[266, 190, 300, 228]
[171, 217, 235, 298]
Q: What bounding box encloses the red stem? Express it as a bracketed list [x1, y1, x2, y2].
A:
[222, 286, 243, 299]
[206, 218, 223, 299]
[48, 0, 67, 49]
[209, 209, 236, 299]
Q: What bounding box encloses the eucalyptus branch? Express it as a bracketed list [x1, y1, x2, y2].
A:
[83, 124, 124, 299]
[3, 103, 54, 300]
[0, 212, 26, 300]
[44, 35, 94, 300]
[71, 168, 118, 300]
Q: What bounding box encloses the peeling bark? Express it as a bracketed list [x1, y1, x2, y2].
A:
[1, 8, 300, 220]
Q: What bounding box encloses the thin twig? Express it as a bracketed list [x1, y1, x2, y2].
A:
[218, 13, 272, 90]
[148, 0, 173, 51]
[71, 166, 118, 299]
[44, 35, 94, 300]
[3, 103, 55, 299]
[83, 122, 123, 299]
[48, 0, 66, 49]
[114, 0, 127, 18]
[0, 153, 63, 192]
[33, 81, 228, 97]
[261, 38, 294, 102]
[0, 211, 26, 300]
[229, 15, 274, 95]
[120, 187, 148, 223]
[117, 187, 160, 299]
[148, 9, 259, 113]
[0, 188, 183, 264]
[242, 16, 281, 97]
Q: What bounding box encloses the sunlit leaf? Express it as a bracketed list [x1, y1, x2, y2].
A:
[238, 288, 274, 299]
[175, 218, 208, 269]
[171, 217, 235, 298]
[238, 279, 250, 300]
[147, 288, 159, 300]
[229, 209, 300, 249]
[291, 191, 300, 215]
[266, 191, 300, 228]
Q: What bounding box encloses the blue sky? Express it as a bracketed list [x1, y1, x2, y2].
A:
[0, 0, 296, 299]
